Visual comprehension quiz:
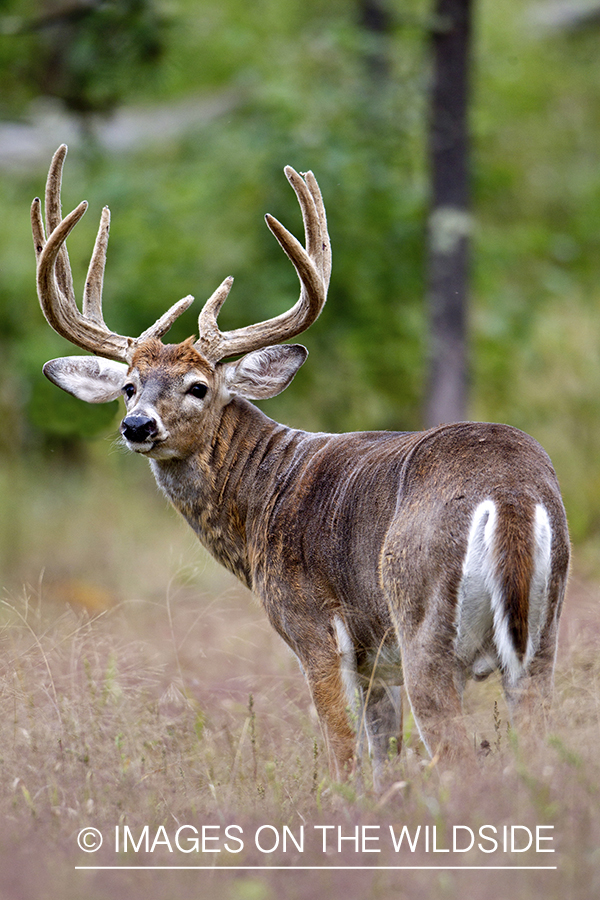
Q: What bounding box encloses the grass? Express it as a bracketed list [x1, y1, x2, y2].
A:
[0, 454, 598, 899]
[0, 1, 599, 894]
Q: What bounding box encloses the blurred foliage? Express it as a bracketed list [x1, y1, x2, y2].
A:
[0, 0, 429, 444]
[469, 0, 600, 541]
[1, 0, 600, 542]
[0, 0, 168, 114]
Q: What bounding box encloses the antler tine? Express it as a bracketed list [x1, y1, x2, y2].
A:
[196, 277, 235, 358]
[80, 199, 195, 347]
[44, 144, 76, 305]
[195, 166, 330, 362]
[34, 199, 131, 362]
[82, 205, 110, 325]
[137, 294, 196, 344]
[303, 169, 332, 290]
[33, 145, 195, 363]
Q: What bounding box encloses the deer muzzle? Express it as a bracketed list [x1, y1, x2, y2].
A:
[121, 414, 159, 445]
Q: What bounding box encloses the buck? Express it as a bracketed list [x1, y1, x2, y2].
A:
[32, 145, 569, 787]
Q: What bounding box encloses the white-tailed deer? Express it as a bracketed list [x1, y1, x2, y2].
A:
[33, 145, 569, 788]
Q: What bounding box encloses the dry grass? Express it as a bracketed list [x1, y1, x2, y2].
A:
[0, 456, 598, 900]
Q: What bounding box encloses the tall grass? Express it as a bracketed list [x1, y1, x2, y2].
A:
[0, 455, 598, 899]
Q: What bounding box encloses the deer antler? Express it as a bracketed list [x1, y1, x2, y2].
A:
[33, 147, 330, 366]
[32, 144, 194, 364]
[195, 166, 331, 362]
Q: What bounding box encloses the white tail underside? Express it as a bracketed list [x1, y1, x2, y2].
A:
[456, 500, 553, 685]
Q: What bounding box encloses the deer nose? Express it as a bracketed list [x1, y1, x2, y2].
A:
[121, 414, 158, 443]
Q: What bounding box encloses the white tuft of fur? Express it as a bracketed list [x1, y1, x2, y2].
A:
[334, 615, 359, 715]
[456, 500, 553, 685]
[525, 505, 552, 665]
[456, 500, 502, 675]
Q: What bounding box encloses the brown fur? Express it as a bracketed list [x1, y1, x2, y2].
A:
[494, 497, 535, 661]
[117, 345, 570, 782]
[34, 150, 569, 787]
[129, 337, 214, 377]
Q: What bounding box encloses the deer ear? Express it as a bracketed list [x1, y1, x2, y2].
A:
[224, 344, 308, 400]
[43, 357, 128, 403]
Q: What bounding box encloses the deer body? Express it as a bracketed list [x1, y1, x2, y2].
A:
[32, 146, 569, 787]
[148, 381, 567, 778]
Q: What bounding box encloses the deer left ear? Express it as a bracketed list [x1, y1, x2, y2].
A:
[224, 344, 308, 400]
[43, 357, 128, 403]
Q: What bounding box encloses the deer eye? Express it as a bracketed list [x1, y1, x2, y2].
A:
[123, 383, 136, 400]
[188, 383, 208, 400]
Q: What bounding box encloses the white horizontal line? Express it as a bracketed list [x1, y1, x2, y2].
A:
[75, 865, 557, 871]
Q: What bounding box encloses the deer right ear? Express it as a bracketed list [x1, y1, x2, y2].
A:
[224, 345, 308, 400]
[43, 357, 128, 403]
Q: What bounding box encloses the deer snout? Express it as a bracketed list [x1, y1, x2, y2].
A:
[121, 414, 159, 444]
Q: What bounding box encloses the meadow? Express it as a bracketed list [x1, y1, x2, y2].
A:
[1, 2, 600, 897]
[0, 447, 597, 900]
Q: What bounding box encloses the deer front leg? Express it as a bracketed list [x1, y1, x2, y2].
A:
[296, 628, 358, 782]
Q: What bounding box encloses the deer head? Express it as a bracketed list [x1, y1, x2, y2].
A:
[32, 145, 331, 458]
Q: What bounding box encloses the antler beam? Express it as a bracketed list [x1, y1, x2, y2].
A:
[32, 144, 194, 364]
[195, 166, 331, 362]
[33, 147, 330, 366]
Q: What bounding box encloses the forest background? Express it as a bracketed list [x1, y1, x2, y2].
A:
[0, 4, 599, 899]
[1, 0, 600, 557]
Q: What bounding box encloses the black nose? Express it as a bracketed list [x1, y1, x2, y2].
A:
[121, 414, 158, 443]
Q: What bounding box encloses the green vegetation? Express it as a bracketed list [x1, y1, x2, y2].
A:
[0, 4, 599, 897]
[1, 0, 600, 543]
[472, 0, 600, 543]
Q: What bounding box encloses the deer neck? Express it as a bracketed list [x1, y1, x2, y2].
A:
[149, 397, 306, 588]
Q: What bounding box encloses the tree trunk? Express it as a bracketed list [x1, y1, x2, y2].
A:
[358, 0, 392, 83]
[425, 0, 472, 427]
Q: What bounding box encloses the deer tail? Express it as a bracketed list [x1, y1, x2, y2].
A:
[458, 500, 553, 684]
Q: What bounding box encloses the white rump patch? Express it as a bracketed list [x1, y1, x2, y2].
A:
[455, 501, 502, 678]
[455, 500, 553, 685]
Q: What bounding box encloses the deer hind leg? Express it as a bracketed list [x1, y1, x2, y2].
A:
[501, 519, 568, 748]
[402, 658, 472, 763]
[360, 682, 403, 792]
[502, 609, 561, 746]
[397, 605, 473, 764]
